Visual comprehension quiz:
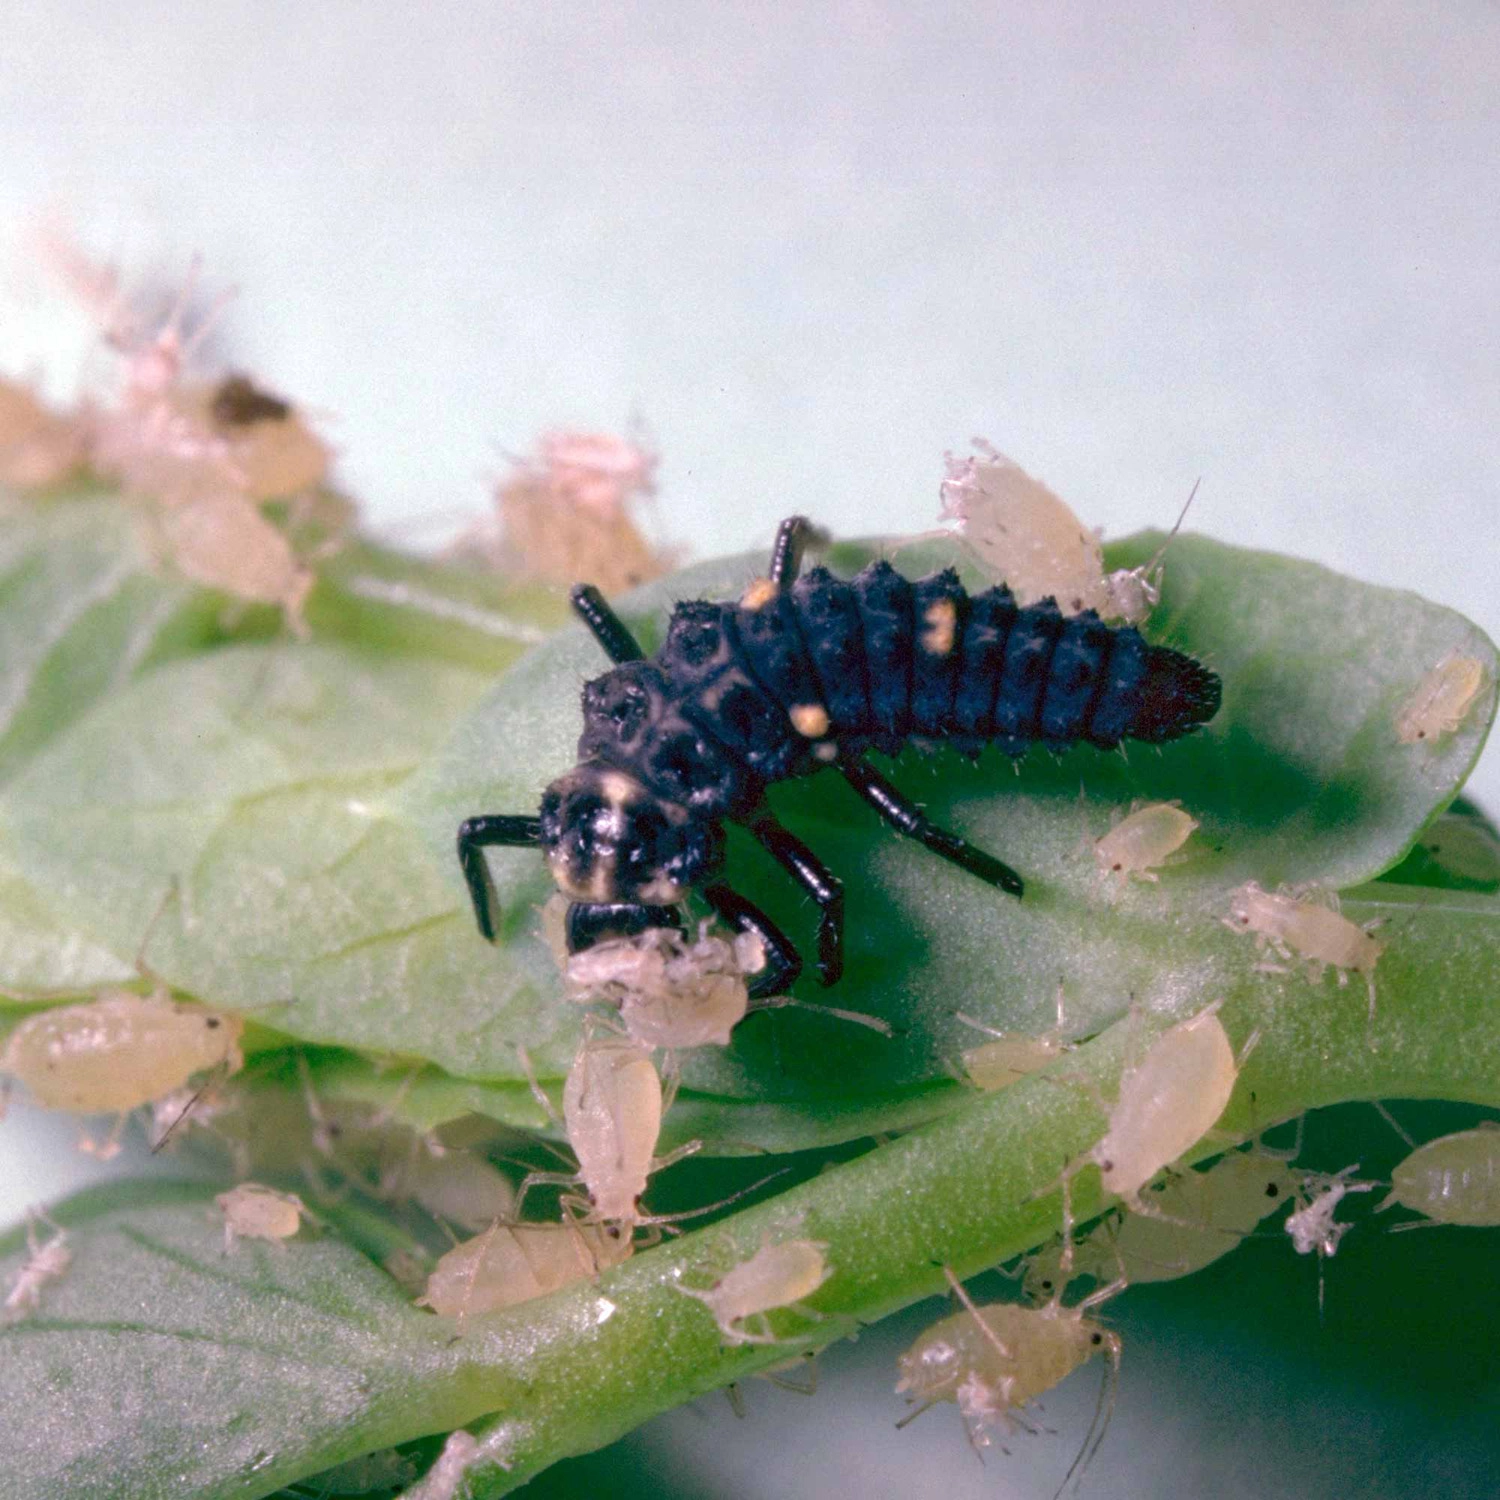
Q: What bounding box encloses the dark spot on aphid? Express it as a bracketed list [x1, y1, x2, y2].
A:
[1265, 1183, 1280, 1198]
[1101, 1158, 1115, 1173]
[205, 1017, 221, 1029]
[211, 373, 291, 427]
[1091, 1332, 1104, 1346]
[458, 516, 1221, 1001]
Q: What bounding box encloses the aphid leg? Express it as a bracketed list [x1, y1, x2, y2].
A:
[704, 883, 802, 997]
[767, 514, 815, 587]
[513, 1168, 584, 1220]
[839, 757, 1024, 898]
[745, 815, 844, 986]
[568, 583, 646, 664]
[753, 995, 894, 1036]
[513, 1044, 564, 1129]
[940, 1266, 1016, 1362]
[1369, 1100, 1416, 1150]
[456, 814, 543, 941]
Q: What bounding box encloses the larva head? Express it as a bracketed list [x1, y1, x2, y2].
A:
[538, 761, 723, 905]
[1131, 646, 1221, 742]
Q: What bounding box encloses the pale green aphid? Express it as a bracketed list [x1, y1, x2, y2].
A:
[1381, 1124, 1500, 1227]
[678, 1234, 831, 1346]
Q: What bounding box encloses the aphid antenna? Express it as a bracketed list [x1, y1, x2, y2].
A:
[751, 995, 894, 1037]
[1134, 476, 1201, 580]
[1054, 1332, 1121, 1500]
[148, 1066, 223, 1156]
[1369, 1099, 1417, 1150]
[619, 1164, 794, 1231]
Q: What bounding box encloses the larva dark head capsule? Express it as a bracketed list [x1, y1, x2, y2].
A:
[537, 762, 724, 905]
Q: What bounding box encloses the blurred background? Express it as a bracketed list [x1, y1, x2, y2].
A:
[2, 4, 1497, 1496]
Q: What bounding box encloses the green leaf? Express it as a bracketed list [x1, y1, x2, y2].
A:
[2, 533, 1492, 1150]
[0, 1182, 475, 1500]
[10, 886, 1500, 1500]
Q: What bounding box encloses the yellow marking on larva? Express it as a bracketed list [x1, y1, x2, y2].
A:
[789, 703, 831, 738]
[921, 598, 958, 656]
[1396, 654, 1486, 744]
[740, 577, 779, 611]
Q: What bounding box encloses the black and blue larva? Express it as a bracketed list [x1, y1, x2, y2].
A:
[458, 517, 1221, 998]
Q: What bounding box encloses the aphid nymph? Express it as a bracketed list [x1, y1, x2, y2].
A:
[1380, 1124, 1500, 1228]
[459, 516, 1221, 998]
[2, 1209, 72, 1322]
[1092, 800, 1199, 887]
[677, 1233, 832, 1345]
[1396, 654, 1486, 745]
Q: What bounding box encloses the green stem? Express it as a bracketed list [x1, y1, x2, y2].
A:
[415, 886, 1500, 1494]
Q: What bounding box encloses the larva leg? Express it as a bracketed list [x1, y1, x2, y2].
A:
[746, 814, 845, 986]
[457, 814, 543, 940]
[704, 882, 803, 998]
[768, 515, 813, 588]
[569, 583, 646, 664]
[840, 757, 1024, 897]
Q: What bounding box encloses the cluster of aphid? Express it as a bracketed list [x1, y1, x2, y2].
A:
[2, 241, 344, 633]
[3, 412, 1495, 1496]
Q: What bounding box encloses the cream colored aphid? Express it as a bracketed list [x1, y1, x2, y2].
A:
[217, 1183, 307, 1252]
[678, 1234, 831, 1345]
[938, 442, 1193, 623]
[1025, 1148, 1296, 1299]
[417, 1216, 633, 1323]
[565, 922, 758, 1050]
[1093, 801, 1199, 887]
[2, 988, 245, 1157]
[1225, 882, 1384, 1019]
[897, 1267, 1122, 1487]
[1396, 654, 1486, 745]
[156, 487, 315, 635]
[957, 985, 1074, 1093]
[0, 378, 85, 488]
[1089, 1005, 1240, 1203]
[517, 1028, 698, 1228]
[1380, 1124, 1500, 1227]
[2, 1210, 71, 1322]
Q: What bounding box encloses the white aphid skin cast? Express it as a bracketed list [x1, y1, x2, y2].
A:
[896, 1267, 1123, 1487]
[1, 989, 246, 1150]
[1395, 654, 1487, 745]
[216, 1183, 307, 1252]
[417, 1216, 633, 1323]
[1224, 882, 1384, 1019]
[1093, 801, 1199, 887]
[1024, 1148, 1297, 1299]
[938, 442, 1191, 624]
[2, 1210, 72, 1322]
[1380, 1124, 1500, 1227]
[678, 1235, 832, 1345]
[1285, 1166, 1374, 1258]
[956, 985, 1074, 1093]
[564, 922, 759, 1050]
[397, 1425, 516, 1500]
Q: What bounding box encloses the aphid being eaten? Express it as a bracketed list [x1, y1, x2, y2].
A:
[1092, 800, 1199, 888]
[0, 377, 85, 488]
[1395, 653, 1487, 746]
[459, 515, 1221, 1002]
[677, 1233, 831, 1345]
[956, 984, 1075, 1093]
[216, 1183, 307, 1252]
[938, 441, 1195, 623]
[2, 1209, 71, 1322]
[896, 1266, 1122, 1491]
[1024, 1146, 1297, 1299]
[417, 1215, 633, 1324]
[1, 986, 245, 1158]
[1379, 1124, 1500, 1228]
[564, 920, 761, 1049]
[1224, 882, 1384, 1021]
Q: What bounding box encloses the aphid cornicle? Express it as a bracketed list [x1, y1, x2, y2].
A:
[458, 517, 1222, 996]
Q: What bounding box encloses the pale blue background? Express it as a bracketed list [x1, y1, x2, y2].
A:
[2, 5, 1498, 1496]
